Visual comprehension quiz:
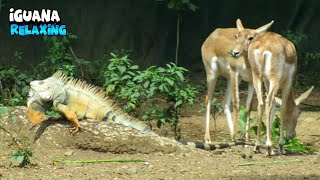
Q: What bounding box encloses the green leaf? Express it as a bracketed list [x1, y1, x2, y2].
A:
[106, 85, 115, 94]
[121, 75, 131, 80]
[176, 71, 184, 81]
[160, 118, 166, 124]
[164, 78, 174, 86]
[143, 80, 150, 88]
[174, 100, 183, 108]
[117, 66, 126, 75]
[188, 4, 198, 12]
[130, 65, 139, 70]
[141, 115, 149, 121]
[168, 1, 175, 9]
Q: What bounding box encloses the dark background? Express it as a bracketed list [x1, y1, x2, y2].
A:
[0, 0, 319, 72]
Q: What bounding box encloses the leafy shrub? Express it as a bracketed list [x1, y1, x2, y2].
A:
[242, 108, 316, 154]
[0, 67, 32, 106]
[137, 63, 197, 140]
[102, 52, 197, 140]
[101, 53, 141, 112]
[34, 33, 92, 80]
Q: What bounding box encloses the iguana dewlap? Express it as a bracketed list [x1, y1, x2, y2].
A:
[26, 71, 150, 134]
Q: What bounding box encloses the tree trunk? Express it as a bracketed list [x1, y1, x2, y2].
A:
[175, 13, 181, 65]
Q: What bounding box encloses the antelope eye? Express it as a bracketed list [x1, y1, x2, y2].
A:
[248, 36, 254, 41]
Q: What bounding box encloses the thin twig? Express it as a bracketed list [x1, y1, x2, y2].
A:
[0, 125, 21, 146]
[69, 46, 84, 78]
[53, 159, 146, 164]
[238, 159, 303, 166]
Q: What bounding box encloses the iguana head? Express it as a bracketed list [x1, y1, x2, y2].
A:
[26, 73, 65, 125]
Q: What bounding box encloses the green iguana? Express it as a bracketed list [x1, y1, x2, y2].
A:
[26, 71, 150, 134]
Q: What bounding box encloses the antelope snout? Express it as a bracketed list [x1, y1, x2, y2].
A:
[231, 50, 241, 57]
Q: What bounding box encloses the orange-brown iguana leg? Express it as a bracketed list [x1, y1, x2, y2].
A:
[55, 103, 81, 135]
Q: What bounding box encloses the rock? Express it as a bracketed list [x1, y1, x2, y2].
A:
[64, 150, 74, 156]
[127, 167, 138, 174]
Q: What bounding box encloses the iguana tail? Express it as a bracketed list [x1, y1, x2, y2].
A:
[179, 141, 255, 150]
[103, 110, 150, 132]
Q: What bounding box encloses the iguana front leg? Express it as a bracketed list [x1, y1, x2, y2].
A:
[55, 103, 81, 135]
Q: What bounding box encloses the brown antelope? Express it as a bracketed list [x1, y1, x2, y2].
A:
[201, 28, 255, 143]
[231, 19, 314, 155]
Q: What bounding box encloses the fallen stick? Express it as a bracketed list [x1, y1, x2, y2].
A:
[53, 159, 146, 164]
[238, 159, 303, 166]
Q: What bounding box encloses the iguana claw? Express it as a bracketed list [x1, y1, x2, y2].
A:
[69, 126, 80, 135]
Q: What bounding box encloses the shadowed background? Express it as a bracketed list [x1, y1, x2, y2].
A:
[0, 0, 319, 72]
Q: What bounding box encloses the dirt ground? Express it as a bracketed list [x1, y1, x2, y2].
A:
[0, 90, 320, 180]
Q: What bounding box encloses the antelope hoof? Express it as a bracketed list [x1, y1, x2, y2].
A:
[267, 146, 275, 156]
[204, 133, 211, 144]
[254, 145, 262, 154]
[279, 144, 286, 155]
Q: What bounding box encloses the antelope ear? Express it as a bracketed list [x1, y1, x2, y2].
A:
[255, 20, 274, 34]
[295, 86, 314, 105]
[236, 19, 244, 31]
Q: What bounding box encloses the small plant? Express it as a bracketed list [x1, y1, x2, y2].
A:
[136, 63, 197, 140]
[101, 53, 141, 112]
[101, 52, 197, 140]
[247, 111, 316, 154]
[0, 107, 33, 167]
[0, 67, 32, 106]
[237, 106, 248, 139]
[11, 148, 33, 167]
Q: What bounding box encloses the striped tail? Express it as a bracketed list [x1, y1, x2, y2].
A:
[179, 141, 255, 151]
[103, 110, 150, 132]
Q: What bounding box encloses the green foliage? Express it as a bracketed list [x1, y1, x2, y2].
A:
[282, 30, 307, 48]
[45, 109, 61, 118]
[102, 52, 197, 140]
[166, 0, 198, 12]
[11, 148, 33, 167]
[282, 30, 320, 89]
[237, 106, 248, 139]
[35, 33, 76, 77]
[0, 67, 32, 106]
[102, 53, 141, 112]
[246, 111, 316, 154]
[284, 139, 316, 154]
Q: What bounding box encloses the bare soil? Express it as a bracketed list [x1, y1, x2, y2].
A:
[0, 90, 320, 180]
